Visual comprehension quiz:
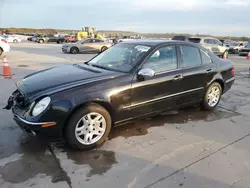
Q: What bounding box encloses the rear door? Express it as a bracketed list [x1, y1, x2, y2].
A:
[91, 39, 104, 52]
[176, 45, 216, 104]
[79, 39, 93, 52]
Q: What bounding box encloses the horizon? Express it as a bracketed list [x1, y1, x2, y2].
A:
[1, 0, 250, 37]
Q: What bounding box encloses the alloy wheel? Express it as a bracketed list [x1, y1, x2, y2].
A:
[207, 85, 221, 107]
[75, 112, 106, 145]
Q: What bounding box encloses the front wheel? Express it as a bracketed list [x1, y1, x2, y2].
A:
[0, 48, 3, 56]
[65, 104, 112, 150]
[201, 82, 222, 110]
[39, 39, 44, 44]
[13, 39, 18, 43]
[70, 47, 79, 54]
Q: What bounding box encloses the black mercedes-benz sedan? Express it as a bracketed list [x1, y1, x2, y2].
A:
[5, 40, 235, 150]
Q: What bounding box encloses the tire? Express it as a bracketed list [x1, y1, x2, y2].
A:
[13, 39, 18, 43]
[65, 104, 112, 150]
[70, 47, 79, 54]
[201, 82, 222, 110]
[0, 48, 3, 56]
[101, 46, 108, 52]
[39, 39, 44, 44]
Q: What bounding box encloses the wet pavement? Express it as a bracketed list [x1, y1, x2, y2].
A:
[1, 44, 250, 188]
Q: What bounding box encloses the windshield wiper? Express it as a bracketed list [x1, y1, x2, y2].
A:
[90, 64, 112, 71]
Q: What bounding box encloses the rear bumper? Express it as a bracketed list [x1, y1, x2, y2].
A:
[239, 52, 249, 56]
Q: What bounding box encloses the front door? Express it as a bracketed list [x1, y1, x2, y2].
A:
[176, 45, 216, 104]
[127, 45, 184, 118]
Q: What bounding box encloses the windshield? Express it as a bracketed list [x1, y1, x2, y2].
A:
[246, 44, 250, 48]
[88, 43, 151, 72]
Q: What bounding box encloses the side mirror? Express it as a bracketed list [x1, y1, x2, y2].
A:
[137, 68, 155, 80]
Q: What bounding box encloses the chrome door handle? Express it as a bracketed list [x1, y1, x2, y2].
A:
[206, 69, 213, 74]
[172, 75, 183, 81]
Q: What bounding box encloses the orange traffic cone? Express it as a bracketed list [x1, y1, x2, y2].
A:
[1, 56, 13, 79]
[246, 52, 250, 60]
[222, 52, 227, 60]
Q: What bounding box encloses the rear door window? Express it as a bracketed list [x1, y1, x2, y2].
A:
[200, 50, 212, 64]
[95, 39, 104, 43]
[179, 45, 202, 67]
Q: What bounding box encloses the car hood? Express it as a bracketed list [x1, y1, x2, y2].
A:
[16, 64, 122, 99]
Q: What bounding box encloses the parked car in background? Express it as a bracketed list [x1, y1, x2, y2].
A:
[219, 40, 234, 47]
[37, 34, 65, 44]
[172, 35, 190, 41]
[189, 37, 229, 58]
[62, 38, 112, 54]
[5, 40, 235, 150]
[64, 35, 77, 43]
[2, 35, 21, 43]
[27, 34, 41, 41]
[239, 43, 250, 56]
[0, 36, 10, 55]
[228, 42, 247, 54]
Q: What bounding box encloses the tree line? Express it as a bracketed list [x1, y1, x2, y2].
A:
[0, 27, 249, 41]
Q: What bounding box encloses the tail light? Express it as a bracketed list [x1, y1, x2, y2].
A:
[231, 66, 235, 76]
[1, 39, 7, 43]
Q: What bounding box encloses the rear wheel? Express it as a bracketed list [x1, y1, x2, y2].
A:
[70, 47, 79, 54]
[13, 39, 18, 43]
[65, 104, 112, 150]
[0, 48, 3, 56]
[39, 39, 44, 44]
[101, 46, 108, 52]
[201, 82, 222, 110]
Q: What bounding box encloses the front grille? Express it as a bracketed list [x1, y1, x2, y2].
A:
[12, 90, 29, 109]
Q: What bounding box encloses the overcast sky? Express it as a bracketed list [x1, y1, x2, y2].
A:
[1, 0, 250, 36]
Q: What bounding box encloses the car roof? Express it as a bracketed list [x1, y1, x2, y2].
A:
[189, 36, 218, 40]
[121, 39, 200, 47]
